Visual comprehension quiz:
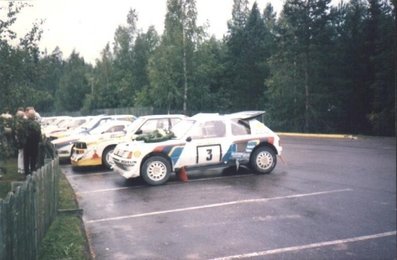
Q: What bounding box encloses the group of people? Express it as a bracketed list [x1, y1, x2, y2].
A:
[14, 107, 42, 176]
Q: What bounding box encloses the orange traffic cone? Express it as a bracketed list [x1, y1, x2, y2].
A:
[177, 166, 188, 182]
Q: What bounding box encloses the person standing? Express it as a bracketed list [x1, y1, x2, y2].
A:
[14, 108, 27, 174]
[23, 109, 42, 175]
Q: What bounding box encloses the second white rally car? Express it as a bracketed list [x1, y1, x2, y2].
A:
[71, 114, 186, 168]
[111, 111, 282, 185]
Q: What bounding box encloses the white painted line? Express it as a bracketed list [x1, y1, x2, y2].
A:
[187, 173, 254, 182]
[69, 171, 115, 177]
[77, 187, 133, 194]
[77, 174, 253, 195]
[86, 188, 352, 224]
[210, 231, 397, 260]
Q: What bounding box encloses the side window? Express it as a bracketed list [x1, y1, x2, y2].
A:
[112, 125, 125, 132]
[103, 126, 114, 133]
[157, 119, 170, 130]
[105, 125, 123, 133]
[203, 121, 226, 138]
[231, 120, 250, 136]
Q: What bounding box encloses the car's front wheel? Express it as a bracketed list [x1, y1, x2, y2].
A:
[102, 146, 115, 169]
[141, 156, 171, 185]
[250, 146, 277, 174]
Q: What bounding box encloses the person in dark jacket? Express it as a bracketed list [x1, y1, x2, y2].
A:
[23, 109, 42, 175]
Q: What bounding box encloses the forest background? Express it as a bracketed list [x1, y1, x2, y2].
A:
[0, 0, 395, 136]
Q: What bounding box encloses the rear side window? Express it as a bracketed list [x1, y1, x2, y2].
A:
[231, 120, 250, 136]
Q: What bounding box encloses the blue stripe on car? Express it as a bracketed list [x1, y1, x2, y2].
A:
[168, 146, 184, 165]
[222, 143, 237, 162]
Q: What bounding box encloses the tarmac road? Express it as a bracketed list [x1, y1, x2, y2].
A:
[62, 136, 396, 260]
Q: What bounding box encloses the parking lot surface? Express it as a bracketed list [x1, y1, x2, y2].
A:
[62, 136, 396, 259]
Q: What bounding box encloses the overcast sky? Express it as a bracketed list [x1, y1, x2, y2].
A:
[1, 0, 287, 63]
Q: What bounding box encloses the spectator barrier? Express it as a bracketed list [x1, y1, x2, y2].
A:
[0, 158, 60, 260]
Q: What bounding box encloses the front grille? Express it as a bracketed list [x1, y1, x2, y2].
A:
[74, 149, 85, 155]
[74, 142, 87, 149]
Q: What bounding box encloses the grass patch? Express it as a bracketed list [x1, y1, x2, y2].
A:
[39, 215, 87, 260]
[58, 171, 79, 209]
[39, 172, 90, 260]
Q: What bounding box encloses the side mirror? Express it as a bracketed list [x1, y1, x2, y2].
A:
[186, 136, 192, 142]
[135, 129, 143, 135]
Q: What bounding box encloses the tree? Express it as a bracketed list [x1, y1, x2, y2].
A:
[55, 51, 91, 111]
[330, 0, 371, 133]
[0, 2, 51, 113]
[133, 26, 160, 106]
[112, 9, 138, 107]
[223, 1, 275, 111]
[365, 0, 395, 135]
[267, 0, 334, 132]
[189, 37, 229, 112]
[146, 0, 201, 113]
[85, 43, 117, 110]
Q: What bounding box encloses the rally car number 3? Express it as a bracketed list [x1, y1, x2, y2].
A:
[197, 145, 221, 164]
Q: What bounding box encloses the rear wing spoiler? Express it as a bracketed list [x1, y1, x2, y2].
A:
[226, 111, 265, 121]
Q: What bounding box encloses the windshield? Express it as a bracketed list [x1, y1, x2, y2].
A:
[171, 119, 195, 139]
[89, 123, 121, 135]
[60, 118, 87, 129]
[55, 118, 71, 127]
[125, 117, 147, 133]
[73, 116, 103, 132]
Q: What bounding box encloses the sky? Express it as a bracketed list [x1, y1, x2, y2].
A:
[1, 0, 287, 63]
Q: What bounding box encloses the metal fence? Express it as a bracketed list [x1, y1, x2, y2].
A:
[0, 158, 60, 260]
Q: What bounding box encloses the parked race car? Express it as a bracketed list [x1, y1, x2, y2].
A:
[45, 116, 93, 139]
[111, 111, 282, 185]
[49, 114, 135, 141]
[71, 114, 186, 168]
[53, 119, 133, 161]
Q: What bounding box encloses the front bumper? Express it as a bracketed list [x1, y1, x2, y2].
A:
[71, 156, 102, 167]
[57, 148, 72, 159]
[111, 155, 140, 179]
[71, 146, 102, 167]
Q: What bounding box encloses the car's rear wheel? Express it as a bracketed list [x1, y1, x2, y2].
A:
[102, 146, 115, 169]
[141, 156, 171, 185]
[250, 146, 277, 174]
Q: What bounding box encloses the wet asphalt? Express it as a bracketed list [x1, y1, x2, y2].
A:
[62, 136, 396, 260]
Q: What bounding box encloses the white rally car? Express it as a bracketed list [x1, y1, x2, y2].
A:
[111, 111, 282, 185]
[53, 119, 133, 161]
[71, 114, 186, 168]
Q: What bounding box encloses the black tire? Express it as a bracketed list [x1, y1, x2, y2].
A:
[102, 146, 115, 169]
[250, 146, 277, 174]
[141, 156, 171, 185]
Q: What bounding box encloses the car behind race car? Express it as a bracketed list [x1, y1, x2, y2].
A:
[53, 119, 133, 161]
[111, 111, 282, 185]
[71, 114, 186, 168]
